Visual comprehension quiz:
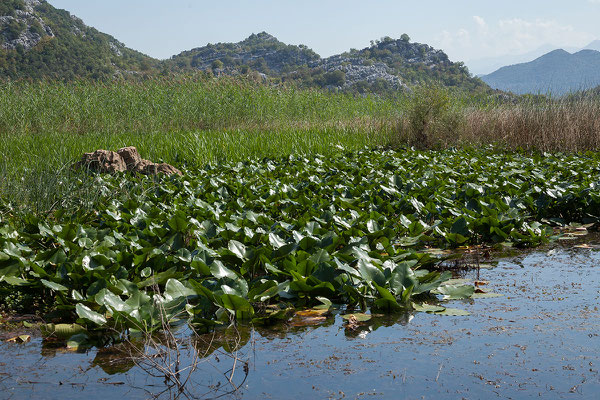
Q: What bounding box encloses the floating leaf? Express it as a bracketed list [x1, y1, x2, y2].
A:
[434, 308, 470, 316]
[341, 313, 371, 322]
[412, 303, 446, 313]
[5, 335, 31, 343]
[435, 284, 475, 300]
[40, 323, 86, 339]
[471, 292, 503, 299]
[66, 333, 90, 350]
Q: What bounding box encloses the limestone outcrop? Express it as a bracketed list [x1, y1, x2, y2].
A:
[74, 146, 182, 176]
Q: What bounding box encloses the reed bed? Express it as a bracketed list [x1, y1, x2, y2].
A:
[1, 76, 600, 214]
[461, 100, 600, 152]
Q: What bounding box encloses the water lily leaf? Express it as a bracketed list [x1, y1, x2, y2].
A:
[168, 213, 188, 233]
[268, 233, 287, 249]
[309, 249, 330, 265]
[76, 303, 107, 325]
[314, 296, 332, 310]
[40, 323, 86, 339]
[341, 313, 371, 322]
[444, 278, 472, 286]
[2, 276, 29, 286]
[413, 270, 452, 294]
[471, 292, 503, 299]
[210, 260, 237, 280]
[450, 217, 469, 236]
[373, 283, 402, 312]
[220, 294, 254, 320]
[435, 284, 475, 300]
[289, 307, 330, 327]
[412, 302, 446, 313]
[248, 280, 278, 302]
[228, 240, 247, 260]
[41, 279, 68, 292]
[435, 308, 470, 316]
[165, 278, 196, 299]
[389, 260, 418, 294]
[356, 259, 386, 286]
[66, 333, 90, 350]
[5, 335, 31, 343]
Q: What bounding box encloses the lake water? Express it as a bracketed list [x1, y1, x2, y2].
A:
[1, 243, 599, 399]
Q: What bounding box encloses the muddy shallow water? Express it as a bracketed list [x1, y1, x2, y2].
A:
[1, 244, 599, 399]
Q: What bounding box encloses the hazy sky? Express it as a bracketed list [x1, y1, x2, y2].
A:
[48, 0, 600, 64]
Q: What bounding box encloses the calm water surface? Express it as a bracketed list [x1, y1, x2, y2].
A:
[1, 244, 599, 399]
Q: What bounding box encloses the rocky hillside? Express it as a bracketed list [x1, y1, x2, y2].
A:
[0, 0, 158, 80]
[169, 33, 486, 93]
[169, 32, 319, 74]
[481, 49, 600, 96]
[0, 1, 486, 94]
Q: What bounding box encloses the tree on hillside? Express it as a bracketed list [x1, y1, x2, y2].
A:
[211, 59, 223, 70]
[323, 70, 346, 86]
[5, 19, 27, 41]
[0, 0, 25, 16]
[401, 33, 410, 42]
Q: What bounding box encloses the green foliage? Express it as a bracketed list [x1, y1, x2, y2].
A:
[211, 59, 223, 70]
[169, 31, 320, 75]
[0, 76, 401, 137]
[167, 33, 487, 95]
[0, 0, 25, 16]
[405, 84, 463, 149]
[323, 70, 346, 86]
[0, 76, 404, 212]
[1, 147, 599, 330]
[1, 1, 486, 96]
[4, 19, 26, 41]
[0, 1, 158, 80]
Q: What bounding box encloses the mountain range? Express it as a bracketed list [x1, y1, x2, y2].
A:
[0, 0, 486, 94]
[480, 48, 600, 95]
[466, 41, 600, 76]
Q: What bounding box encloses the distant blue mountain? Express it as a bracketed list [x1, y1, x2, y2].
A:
[480, 48, 600, 95]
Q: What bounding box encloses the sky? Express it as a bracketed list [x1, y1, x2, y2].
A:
[48, 0, 600, 70]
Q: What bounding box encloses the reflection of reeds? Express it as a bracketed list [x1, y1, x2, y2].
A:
[114, 287, 251, 399]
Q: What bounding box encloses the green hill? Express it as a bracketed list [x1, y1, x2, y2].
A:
[0, 0, 158, 80]
[1, 1, 487, 94]
[168, 33, 487, 94]
[168, 32, 320, 74]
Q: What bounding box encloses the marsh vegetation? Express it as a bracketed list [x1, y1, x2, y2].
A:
[1, 76, 599, 398]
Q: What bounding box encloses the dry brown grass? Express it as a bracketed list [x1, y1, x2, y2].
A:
[391, 98, 600, 152]
[462, 101, 600, 152]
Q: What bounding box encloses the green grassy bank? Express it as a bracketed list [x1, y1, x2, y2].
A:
[2, 76, 600, 215]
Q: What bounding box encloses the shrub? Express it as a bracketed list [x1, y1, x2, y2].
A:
[0, 0, 25, 16]
[5, 19, 26, 41]
[405, 84, 462, 149]
[324, 70, 346, 87]
[211, 59, 224, 71]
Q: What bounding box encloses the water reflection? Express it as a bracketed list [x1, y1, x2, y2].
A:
[2, 245, 600, 399]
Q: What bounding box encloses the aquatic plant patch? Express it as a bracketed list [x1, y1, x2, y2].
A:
[0, 148, 599, 336]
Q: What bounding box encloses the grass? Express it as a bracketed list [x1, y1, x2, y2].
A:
[1, 75, 600, 215]
[0, 75, 401, 213]
[0, 76, 402, 135]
